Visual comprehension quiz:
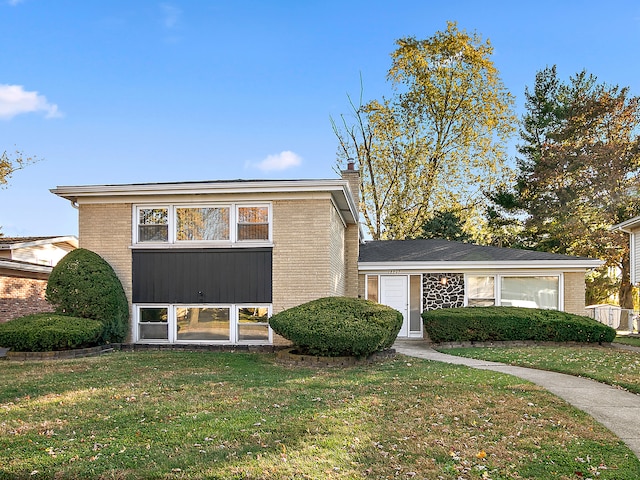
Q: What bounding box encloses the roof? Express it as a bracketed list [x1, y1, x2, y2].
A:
[51, 179, 359, 224]
[0, 236, 78, 250]
[0, 258, 53, 274]
[358, 239, 604, 271]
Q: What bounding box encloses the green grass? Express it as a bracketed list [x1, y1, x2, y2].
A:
[440, 343, 640, 394]
[1, 351, 639, 479]
[614, 335, 640, 348]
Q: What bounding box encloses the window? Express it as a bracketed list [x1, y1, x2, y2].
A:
[237, 307, 270, 341]
[501, 276, 558, 309]
[138, 307, 169, 340]
[135, 304, 271, 344]
[138, 208, 168, 242]
[176, 207, 229, 241]
[467, 276, 495, 306]
[366, 275, 379, 303]
[134, 203, 271, 245]
[176, 307, 230, 341]
[237, 206, 269, 241]
[466, 275, 560, 309]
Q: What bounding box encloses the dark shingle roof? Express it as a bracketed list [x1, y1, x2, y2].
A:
[0, 236, 59, 245]
[358, 239, 597, 263]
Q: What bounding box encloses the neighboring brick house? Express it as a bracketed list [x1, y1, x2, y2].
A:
[0, 236, 78, 322]
[51, 169, 600, 345]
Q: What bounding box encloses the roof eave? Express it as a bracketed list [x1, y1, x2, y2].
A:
[358, 260, 605, 271]
[611, 216, 640, 233]
[0, 259, 53, 274]
[51, 180, 359, 224]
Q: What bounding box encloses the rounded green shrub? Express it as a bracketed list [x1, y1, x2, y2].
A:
[423, 306, 616, 344]
[46, 248, 129, 343]
[269, 296, 403, 358]
[0, 313, 103, 352]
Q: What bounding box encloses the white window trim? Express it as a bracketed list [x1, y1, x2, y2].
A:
[134, 304, 272, 344]
[132, 203, 272, 247]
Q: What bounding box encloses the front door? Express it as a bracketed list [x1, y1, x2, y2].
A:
[380, 275, 409, 337]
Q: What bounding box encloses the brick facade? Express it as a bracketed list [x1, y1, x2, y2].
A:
[0, 274, 52, 322]
[78, 203, 133, 337]
[272, 197, 349, 313]
[563, 271, 587, 315]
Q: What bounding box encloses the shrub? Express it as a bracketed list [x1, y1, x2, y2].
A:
[46, 248, 129, 343]
[423, 306, 616, 344]
[0, 313, 103, 352]
[269, 297, 403, 358]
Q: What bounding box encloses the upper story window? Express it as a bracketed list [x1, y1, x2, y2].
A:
[138, 208, 169, 242]
[176, 207, 230, 241]
[237, 206, 269, 241]
[135, 203, 271, 246]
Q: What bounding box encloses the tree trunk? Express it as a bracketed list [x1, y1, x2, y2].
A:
[619, 253, 634, 309]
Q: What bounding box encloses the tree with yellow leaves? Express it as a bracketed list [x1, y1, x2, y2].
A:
[333, 22, 516, 240]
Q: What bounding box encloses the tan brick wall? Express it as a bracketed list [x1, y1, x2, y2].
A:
[79, 203, 133, 339]
[329, 204, 346, 296]
[272, 198, 336, 313]
[0, 275, 52, 322]
[564, 271, 587, 315]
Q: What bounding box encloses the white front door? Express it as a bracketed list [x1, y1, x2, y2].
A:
[380, 275, 409, 337]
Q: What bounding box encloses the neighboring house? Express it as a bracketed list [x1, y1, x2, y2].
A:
[612, 216, 640, 285]
[0, 236, 78, 322]
[51, 169, 600, 345]
[358, 239, 603, 338]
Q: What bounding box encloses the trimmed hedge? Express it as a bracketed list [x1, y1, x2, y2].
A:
[0, 313, 104, 352]
[423, 306, 617, 344]
[46, 248, 129, 344]
[269, 297, 403, 358]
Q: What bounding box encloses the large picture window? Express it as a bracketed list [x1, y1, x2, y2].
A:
[176, 207, 229, 241]
[501, 276, 559, 309]
[177, 307, 230, 341]
[466, 274, 560, 310]
[134, 203, 271, 245]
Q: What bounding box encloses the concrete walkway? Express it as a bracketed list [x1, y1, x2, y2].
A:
[393, 339, 640, 459]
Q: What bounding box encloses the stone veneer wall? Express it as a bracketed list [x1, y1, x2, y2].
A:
[423, 273, 465, 311]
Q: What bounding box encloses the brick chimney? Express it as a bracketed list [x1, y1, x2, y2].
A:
[341, 160, 360, 214]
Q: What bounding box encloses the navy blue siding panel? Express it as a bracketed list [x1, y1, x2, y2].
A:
[132, 248, 272, 304]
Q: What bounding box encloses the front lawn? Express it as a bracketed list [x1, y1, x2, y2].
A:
[440, 345, 640, 394]
[1, 351, 639, 479]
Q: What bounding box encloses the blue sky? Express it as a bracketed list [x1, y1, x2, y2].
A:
[2, 0, 640, 237]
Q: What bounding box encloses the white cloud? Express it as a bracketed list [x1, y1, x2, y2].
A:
[0, 84, 61, 120]
[160, 3, 181, 29]
[6, 0, 25, 6]
[251, 151, 302, 172]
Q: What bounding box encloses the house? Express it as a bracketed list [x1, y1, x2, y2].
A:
[358, 239, 603, 338]
[611, 216, 640, 285]
[51, 167, 360, 345]
[0, 236, 78, 322]
[51, 168, 600, 345]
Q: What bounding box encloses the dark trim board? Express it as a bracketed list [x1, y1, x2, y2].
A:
[132, 248, 272, 304]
